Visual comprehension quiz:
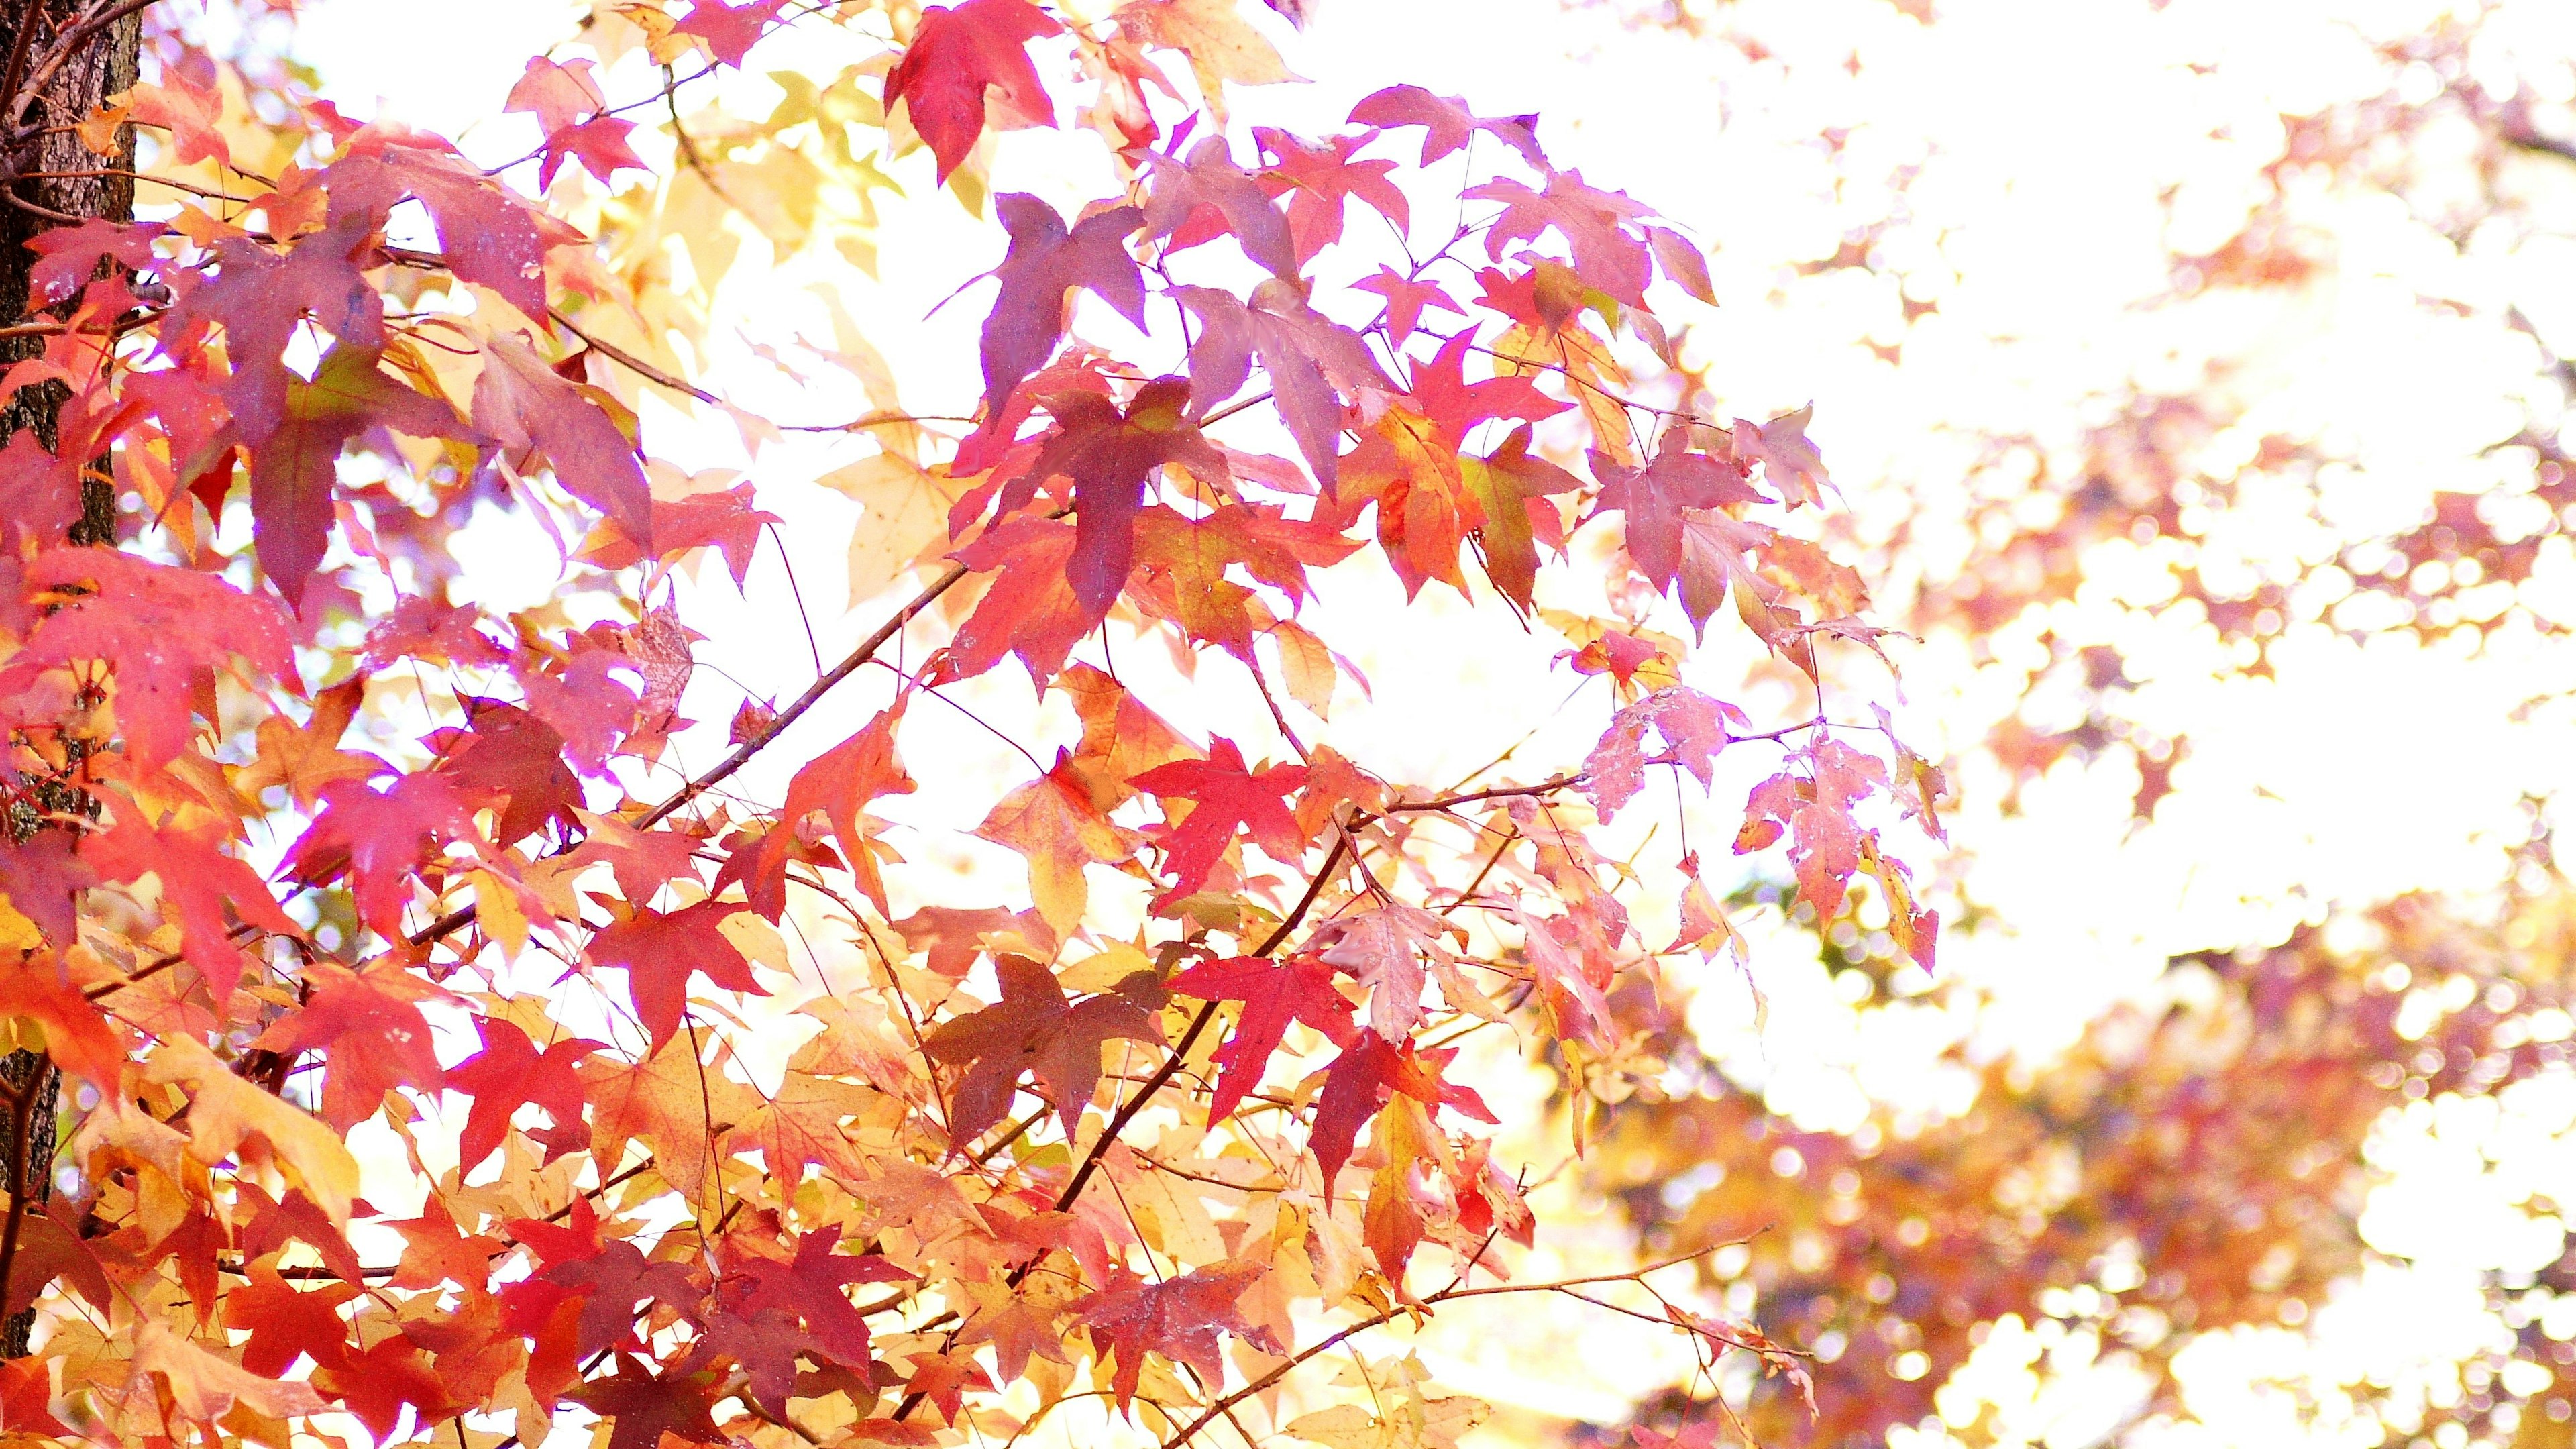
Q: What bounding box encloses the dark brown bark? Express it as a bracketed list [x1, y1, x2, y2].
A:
[0, 0, 143, 1358]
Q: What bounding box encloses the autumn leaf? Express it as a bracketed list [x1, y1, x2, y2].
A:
[83, 810, 299, 1006]
[1731, 404, 1831, 509]
[1169, 280, 1393, 488]
[3, 547, 294, 769]
[1593, 426, 1765, 594]
[1466, 171, 1656, 305]
[1309, 902, 1455, 1043]
[571, 1354, 729, 1449]
[741, 702, 914, 919]
[1582, 686, 1746, 822]
[0, 958, 124, 1092]
[1116, 0, 1301, 125]
[131, 1319, 329, 1426]
[1348, 84, 1546, 170]
[282, 772, 491, 940]
[1129, 735, 1309, 906]
[241, 344, 481, 606]
[449, 1015, 602, 1171]
[1743, 739, 1886, 918]
[973, 755, 1141, 938]
[588, 900, 771, 1052]
[249, 960, 453, 1129]
[885, 0, 1063, 183]
[1142, 135, 1299, 279]
[1167, 953, 1352, 1121]
[924, 955, 1164, 1143]
[1074, 1261, 1283, 1410]
[145, 1036, 362, 1225]
[976, 194, 1148, 423]
[1012, 378, 1228, 616]
[474, 331, 655, 548]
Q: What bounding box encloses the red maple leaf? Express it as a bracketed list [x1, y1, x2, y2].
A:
[472, 331, 654, 549]
[1143, 136, 1299, 279]
[283, 772, 490, 939]
[83, 811, 299, 1006]
[1591, 429, 1764, 594]
[431, 697, 581, 846]
[1166, 953, 1352, 1122]
[449, 1016, 603, 1171]
[1310, 902, 1450, 1042]
[543, 116, 651, 189]
[1309, 1036, 1495, 1201]
[943, 512, 1091, 684]
[588, 899, 771, 1051]
[0, 1358, 62, 1438]
[25, 218, 166, 307]
[672, 0, 790, 66]
[1517, 902, 1612, 1050]
[924, 955, 1164, 1143]
[1006, 380, 1226, 617]
[236, 1185, 369, 1289]
[1256, 127, 1408, 264]
[1466, 170, 1656, 305]
[239, 343, 481, 606]
[1354, 265, 1462, 347]
[504, 56, 605, 133]
[3, 547, 294, 769]
[975, 193, 1146, 421]
[222, 1263, 360, 1377]
[249, 961, 451, 1129]
[383, 1195, 505, 1291]
[570, 1354, 730, 1449]
[1169, 281, 1393, 490]
[1348, 85, 1547, 168]
[0, 960, 125, 1092]
[323, 133, 556, 319]
[544, 1240, 707, 1358]
[1743, 739, 1886, 917]
[1731, 404, 1831, 508]
[505, 57, 656, 186]
[883, 0, 1062, 184]
[0, 833, 94, 945]
[1074, 1262, 1283, 1411]
[1582, 686, 1748, 822]
[312, 1335, 461, 1442]
[678, 1307, 813, 1420]
[653, 482, 777, 587]
[720, 1226, 910, 1373]
[364, 596, 515, 671]
[1128, 736, 1310, 906]
[739, 702, 914, 919]
[159, 210, 383, 445]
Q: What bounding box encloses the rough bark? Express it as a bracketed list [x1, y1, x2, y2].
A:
[0, 0, 144, 1358]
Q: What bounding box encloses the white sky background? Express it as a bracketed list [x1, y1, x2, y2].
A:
[259, 0, 2576, 1444]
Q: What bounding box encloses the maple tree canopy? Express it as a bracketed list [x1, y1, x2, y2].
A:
[0, 1, 1947, 1448]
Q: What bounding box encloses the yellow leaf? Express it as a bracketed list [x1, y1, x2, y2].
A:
[1115, 0, 1303, 123]
[144, 1037, 360, 1226]
[0, 897, 40, 952]
[78, 103, 129, 156]
[974, 771, 1139, 941]
[1271, 619, 1336, 718]
[822, 452, 971, 607]
[717, 910, 789, 971]
[132, 1320, 329, 1424]
[466, 869, 531, 956]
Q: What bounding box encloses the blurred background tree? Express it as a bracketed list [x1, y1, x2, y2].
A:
[1518, 1, 2576, 1445]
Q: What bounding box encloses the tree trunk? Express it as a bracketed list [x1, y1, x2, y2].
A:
[0, 0, 142, 1359]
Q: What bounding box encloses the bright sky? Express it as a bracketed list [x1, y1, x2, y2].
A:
[270, 0, 2576, 1444]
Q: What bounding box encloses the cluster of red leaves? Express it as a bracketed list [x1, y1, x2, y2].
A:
[0, 1, 1934, 1448]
